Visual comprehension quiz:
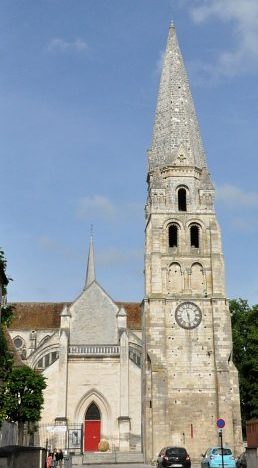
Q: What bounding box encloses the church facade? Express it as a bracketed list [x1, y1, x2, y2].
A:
[8, 24, 242, 461]
[9, 238, 142, 454]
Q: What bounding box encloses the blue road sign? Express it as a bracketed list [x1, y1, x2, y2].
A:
[217, 418, 225, 429]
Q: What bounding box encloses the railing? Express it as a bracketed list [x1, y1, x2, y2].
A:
[69, 345, 120, 356]
[69, 344, 141, 367]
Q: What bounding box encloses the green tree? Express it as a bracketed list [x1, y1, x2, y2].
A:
[0, 248, 14, 327]
[1, 366, 46, 444]
[230, 299, 258, 429]
[0, 248, 13, 421]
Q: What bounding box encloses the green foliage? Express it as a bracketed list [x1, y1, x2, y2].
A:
[0, 366, 47, 424]
[230, 299, 258, 426]
[0, 249, 7, 272]
[0, 327, 13, 422]
[0, 248, 47, 442]
[1, 305, 15, 327]
[0, 247, 13, 326]
[0, 327, 13, 381]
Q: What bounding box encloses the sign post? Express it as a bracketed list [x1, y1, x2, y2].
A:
[217, 419, 225, 468]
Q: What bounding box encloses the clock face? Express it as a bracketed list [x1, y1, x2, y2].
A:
[175, 302, 202, 329]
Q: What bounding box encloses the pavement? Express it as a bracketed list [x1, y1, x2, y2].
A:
[66, 465, 147, 468]
[72, 464, 200, 468]
[79, 465, 152, 468]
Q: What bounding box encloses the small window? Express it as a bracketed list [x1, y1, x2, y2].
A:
[14, 337, 23, 349]
[166, 448, 187, 456]
[45, 354, 50, 368]
[178, 188, 187, 211]
[35, 351, 59, 370]
[168, 225, 178, 248]
[39, 335, 50, 346]
[37, 358, 43, 368]
[85, 403, 100, 420]
[190, 225, 199, 248]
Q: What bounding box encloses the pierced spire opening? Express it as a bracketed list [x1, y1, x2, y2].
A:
[168, 224, 178, 248]
[190, 225, 200, 248]
[178, 188, 187, 211]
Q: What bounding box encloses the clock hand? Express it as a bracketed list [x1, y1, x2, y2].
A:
[187, 312, 191, 324]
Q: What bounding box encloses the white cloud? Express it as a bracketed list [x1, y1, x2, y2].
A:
[76, 195, 143, 223]
[231, 216, 258, 233]
[185, 0, 258, 81]
[76, 195, 117, 220]
[39, 236, 75, 258]
[216, 184, 258, 207]
[48, 38, 88, 53]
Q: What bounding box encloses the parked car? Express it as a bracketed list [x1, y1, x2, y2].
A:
[201, 447, 236, 468]
[236, 452, 247, 468]
[157, 446, 191, 468]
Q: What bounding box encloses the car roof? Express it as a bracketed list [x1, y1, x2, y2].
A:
[210, 447, 232, 452]
[211, 447, 232, 449]
[165, 446, 187, 449]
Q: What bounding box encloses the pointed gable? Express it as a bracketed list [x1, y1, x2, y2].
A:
[69, 282, 119, 345]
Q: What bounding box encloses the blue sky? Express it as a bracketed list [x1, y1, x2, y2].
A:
[0, 0, 257, 305]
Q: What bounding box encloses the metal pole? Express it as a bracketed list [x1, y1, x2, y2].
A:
[220, 429, 224, 468]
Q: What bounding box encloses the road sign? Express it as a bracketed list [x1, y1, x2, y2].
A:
[217, 418, 225, 429]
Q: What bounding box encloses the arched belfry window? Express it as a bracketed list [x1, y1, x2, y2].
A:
[85, 402, 101, 420]
[178, 188, 187, 211]
[190, 225, 200, 248]
[168, 224, 178, 248]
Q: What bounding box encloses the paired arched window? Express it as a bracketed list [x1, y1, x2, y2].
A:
[167, 222, 201, 250]
[190, 224, 200, 248]
[178, 187, 187, 211]
[168, 224, 178, 248]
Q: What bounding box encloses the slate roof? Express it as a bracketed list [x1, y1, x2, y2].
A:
[9, 301, 142, 331]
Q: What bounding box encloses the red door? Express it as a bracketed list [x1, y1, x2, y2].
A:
[84, 420, 101, 451]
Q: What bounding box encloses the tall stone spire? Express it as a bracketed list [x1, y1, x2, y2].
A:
[84, 235, 95, 289]
[148, 23, 206, 170]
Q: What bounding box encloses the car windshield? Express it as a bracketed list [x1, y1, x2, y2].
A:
[167, 448, 187, 456]
[212, 448, 232, 456]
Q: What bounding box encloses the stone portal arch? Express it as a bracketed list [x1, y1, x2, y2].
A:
[84, 402, 101, 451]
[74, 389, 112, 450]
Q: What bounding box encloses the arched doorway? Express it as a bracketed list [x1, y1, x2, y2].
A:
[84, 402, 101, 451]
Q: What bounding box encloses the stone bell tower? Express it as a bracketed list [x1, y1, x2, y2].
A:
[142, 23, 242, 462]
